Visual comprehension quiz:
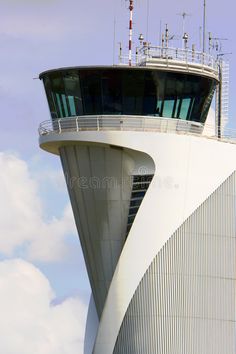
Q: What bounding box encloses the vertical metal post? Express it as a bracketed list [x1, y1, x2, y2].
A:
[217, 61, 222, 138]
[192, 44, 195, 61]
[58, 119, 61, 133]
[203, 0, 206, 52]
[161, 33, 164, 58]
[199, 26, 202, 52]
[76, 117, 79, 132]
[182, 13, 186, 49]
[208, 32, 212, 54]
[165, 24, 169, 48]
[118, 42, 122, 64]
[128, 0, 134, 66]
[146, 0, 150, 42]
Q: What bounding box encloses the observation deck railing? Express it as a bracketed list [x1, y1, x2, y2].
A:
[38, 116, 236, 145]
[119, 46, 219, 79]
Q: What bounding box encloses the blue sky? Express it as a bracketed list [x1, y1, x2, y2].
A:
[0, 0, 235, 353]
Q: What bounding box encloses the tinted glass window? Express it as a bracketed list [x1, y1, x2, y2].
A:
[63, 72, 83, 115]
[42, 68, 216, 123]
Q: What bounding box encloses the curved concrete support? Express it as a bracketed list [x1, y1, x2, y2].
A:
[59, 143, 154, 317]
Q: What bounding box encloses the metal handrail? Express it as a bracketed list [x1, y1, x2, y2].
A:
[119, 45, 219, 75]
[38, 116, 236, 144]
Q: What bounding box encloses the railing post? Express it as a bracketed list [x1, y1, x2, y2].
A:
[97, 116, 100, 131]
[58, 119, 62, 133]
[76, 116, 79, 132]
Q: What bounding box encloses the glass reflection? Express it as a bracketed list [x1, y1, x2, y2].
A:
[42, 68, 216, 123]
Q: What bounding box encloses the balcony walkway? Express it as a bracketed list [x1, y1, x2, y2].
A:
[38, 116, 236, 145]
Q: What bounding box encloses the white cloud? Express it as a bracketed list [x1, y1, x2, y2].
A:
[31, 162, 66, 192]
[0, 258, 87, 354]
[0, 152, 76, 262]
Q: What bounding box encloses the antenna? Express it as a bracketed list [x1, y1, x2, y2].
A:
[146, 0, 150, 41]
[183, 32, 189, 50]
[199, 26, 202, 51]
[203, 0, 206, 52]
[177, 12, 191, 48]
[128, 0, 134, 66]
[211, 37, 228, 50]
[208, 32, 212, 53]
[118, 42, 123, 63]
[165, 24, 169, 47]
[139, 33, 144, 46]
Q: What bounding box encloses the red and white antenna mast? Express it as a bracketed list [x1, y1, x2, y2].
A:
[128, 0, 134, 66]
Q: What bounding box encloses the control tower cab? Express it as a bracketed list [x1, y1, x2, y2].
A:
[39, 45, 218, 138]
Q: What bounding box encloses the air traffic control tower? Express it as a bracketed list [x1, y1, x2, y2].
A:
[38, 40, 236, 353]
